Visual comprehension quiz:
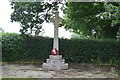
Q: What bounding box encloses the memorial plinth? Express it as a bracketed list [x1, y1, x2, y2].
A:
[42, 55, 68, 70]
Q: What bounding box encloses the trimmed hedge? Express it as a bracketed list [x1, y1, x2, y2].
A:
[2, 33, 120, 65]
[2, 33, 29, 61]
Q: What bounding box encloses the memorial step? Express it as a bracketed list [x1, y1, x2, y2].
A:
[42, 55, 68, 70]
[46, 59, 65, 64]
[42, 63, 68, 70]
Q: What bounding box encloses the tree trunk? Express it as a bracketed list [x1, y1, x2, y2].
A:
[102, 24, 120, 39]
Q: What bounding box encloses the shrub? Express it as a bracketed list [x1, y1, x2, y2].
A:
[60, 39, 120, 65]
[2, 32, 120, 65]
[2, 33, 29, 61]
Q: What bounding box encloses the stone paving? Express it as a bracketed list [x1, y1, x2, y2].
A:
[1, 63, 119, 78]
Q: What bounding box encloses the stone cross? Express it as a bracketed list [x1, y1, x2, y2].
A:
[42, 12, 68, 70]
[50, 12, 62, 51]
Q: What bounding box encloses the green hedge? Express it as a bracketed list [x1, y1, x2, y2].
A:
[2, 33, 120, 65]
[2, 33, 29, 61]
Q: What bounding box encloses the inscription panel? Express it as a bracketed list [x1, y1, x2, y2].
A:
[48, 60, 64, 64]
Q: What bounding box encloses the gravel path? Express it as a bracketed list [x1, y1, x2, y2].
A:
[1, 63, 119, 78]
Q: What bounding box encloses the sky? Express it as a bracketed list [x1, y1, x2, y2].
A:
[0, 0, 72, 38]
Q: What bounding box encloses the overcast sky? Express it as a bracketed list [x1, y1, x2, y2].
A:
[0, 0, 72, 38]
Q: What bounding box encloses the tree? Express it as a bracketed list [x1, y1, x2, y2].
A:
[63, 2, 120, 39]
[0, 27, 4, 32]
[10, 2, 59, 35]
[70, 32, 91, 39]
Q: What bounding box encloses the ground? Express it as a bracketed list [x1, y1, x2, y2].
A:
[1, 63, 119, 78]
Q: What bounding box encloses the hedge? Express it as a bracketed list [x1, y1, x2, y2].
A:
[2, 33, 120, 65]
[2, 33, 29, 61]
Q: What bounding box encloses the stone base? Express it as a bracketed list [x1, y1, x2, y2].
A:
[42, 63, 68, 70]
[42, 55, 68, 70]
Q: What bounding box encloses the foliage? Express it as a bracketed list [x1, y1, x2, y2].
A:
[62, 38, 120, 65]
[102, 2, 120, 26]
[25, 35, 53, 61]
[10, 2, 59, 35]
[70, 33, 91, 39]
[63, 2, 120, 39]
[10, 2, 120, 38]
[0, 27, 4, 32]
[2, 33, 120, 65]
[2, 32, 30, 61]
